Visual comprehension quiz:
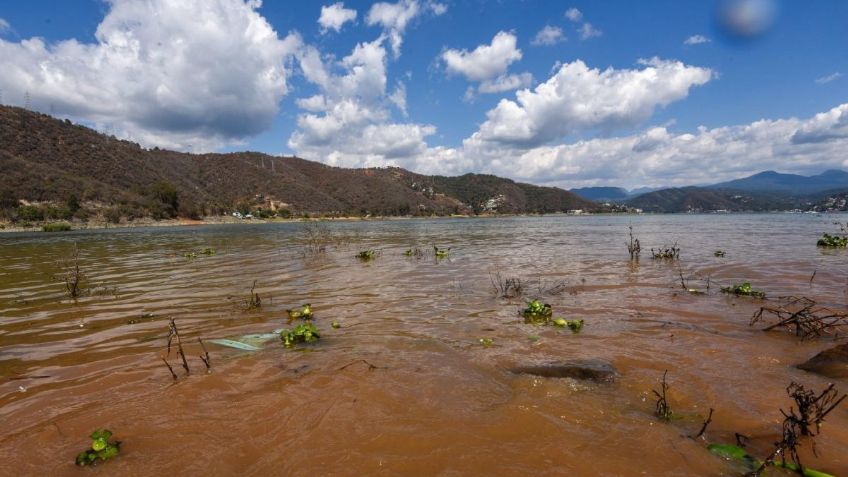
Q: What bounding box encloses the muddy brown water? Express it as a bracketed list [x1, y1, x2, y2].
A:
[1, 214, 848, 476]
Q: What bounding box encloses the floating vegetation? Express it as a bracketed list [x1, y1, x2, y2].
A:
[404, 247, 424, 258]
[817, 233, 848, 248]
[651, 243, 680, 260]
[626, 225, 641, 260]
[184, 252, 197, 259]
[331, 321, 340, 329]
[54, 244, 87, 298]
[42, 222, 71, 232]
[479, 337, 494, 347]
[245, 280, 261, 310]
[653, 370, 673, 421]
[491, 271, 523, 298]
[714, 250, 726, 257]
[201, 247, 215, 255]
[721, 282, 765, 298]
[707, 444, 833, 477]
[750, 296, 848, 340]
[553, 317, 583, 332]
[75, 429, 120, 467]
[356, 250, 376, 261]
[433, 244, 450, 258]
[280, 322, 320, 348]
[286, 304, 313, 320]
[522, 299, 553, 324]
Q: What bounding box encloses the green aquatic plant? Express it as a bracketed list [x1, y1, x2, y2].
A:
[331, 321, 340, 329]
[522, 299, 553, 324]
[201, 247, 215, 255]
[356, 250, 376, 261]
[714, 250, 726, 257]
[433, 244, 450, 258]
[721, 282, 765, 298]
[43, 222, 72, 232]
[708, 444, 834, 477]
[280, 322, 320, 348]
[75, 429, 120, 466]
[404, 247, 424, 258]
[479, 337, 494, 347]
[553, 317, 584, 332]
[816, 233, 848, 248]
[286, 304, 313, 320]
[184, 251, 197, 259]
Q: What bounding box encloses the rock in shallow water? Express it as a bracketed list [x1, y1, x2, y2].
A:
[509, 359, 619, 382]
[797, 343, 848, 379]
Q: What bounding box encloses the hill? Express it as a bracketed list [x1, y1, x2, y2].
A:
[708, 170, 848, 195]
[626, 187, 800, 213]
[0, 105, 599, 223]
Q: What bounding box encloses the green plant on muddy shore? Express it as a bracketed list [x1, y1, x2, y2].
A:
[75, 429, 120, 466]
[721, 282, 765, 298]
[286, 304, 313, 320]
[521, 299, 553, 324]
[280, 322, 320, 348]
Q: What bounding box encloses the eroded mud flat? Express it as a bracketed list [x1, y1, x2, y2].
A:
[1, 214, 847, 476]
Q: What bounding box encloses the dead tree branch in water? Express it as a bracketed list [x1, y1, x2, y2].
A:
[693, 408, 714, 440]
[245, 280, 261, 310]
[490, 271, 523, 298]
[198, 338, 211, 371]
[653, 370, 672, 421]
[750, 296, 848, 340]
[626, 225, 641, 260]
[54, 243, 87, 298]
[167, 319, 190, 375]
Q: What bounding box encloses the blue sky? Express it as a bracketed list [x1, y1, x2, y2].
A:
[1, 0, 847, 188]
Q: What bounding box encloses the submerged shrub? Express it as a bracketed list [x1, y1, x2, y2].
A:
[356, 250, 376, 261]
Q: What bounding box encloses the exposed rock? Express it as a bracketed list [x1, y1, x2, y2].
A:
[797, 343, 848, 379]
[509, 359, 619, 382]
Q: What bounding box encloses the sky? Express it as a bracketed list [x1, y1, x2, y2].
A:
[0, 0, 847, 189]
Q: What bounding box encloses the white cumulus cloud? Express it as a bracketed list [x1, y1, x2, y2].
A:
[0, 0, 300, 151]
[579, 22, 602, 40]
[467, 58, 714, 149]
[318, 2, 357, 34]
[442, 31, 523, 82]
[366, 0, 421, 57]
[531, 25, 565, 46]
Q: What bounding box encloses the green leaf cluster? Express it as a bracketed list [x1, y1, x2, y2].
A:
[75, 429, 120, 466]
[286, 304, 313, 320]
[280, 322, 320, 348]
[817, 233, 848, 248]
[356, 250, 376, 261]
[521, 299, 553, 324]
[720, 282, 765, 298]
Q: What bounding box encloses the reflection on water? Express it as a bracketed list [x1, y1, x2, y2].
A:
[1, 214, 847, 475]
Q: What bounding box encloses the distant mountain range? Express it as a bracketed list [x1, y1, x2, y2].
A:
[0, 105, 599, 222]
[571, 170, 848, 213]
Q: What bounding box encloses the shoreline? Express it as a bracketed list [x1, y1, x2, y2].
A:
[0, 210, 840, 235]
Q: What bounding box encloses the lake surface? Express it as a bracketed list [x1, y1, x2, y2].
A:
[1, 214, 847, 476]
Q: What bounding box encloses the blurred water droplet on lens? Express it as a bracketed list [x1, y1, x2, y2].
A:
[716, 0, 777, 40]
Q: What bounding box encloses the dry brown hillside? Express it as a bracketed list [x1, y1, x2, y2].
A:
[0, 105, 600, 221]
